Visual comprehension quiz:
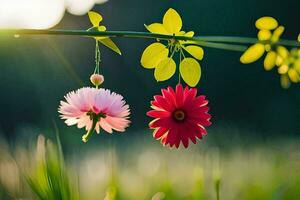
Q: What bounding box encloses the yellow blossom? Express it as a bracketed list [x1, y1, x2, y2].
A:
[240, 16, 284, 71]
[88, 11, 121, 55]
[276, 47, 300, 88]
[140, 8, 204, 87]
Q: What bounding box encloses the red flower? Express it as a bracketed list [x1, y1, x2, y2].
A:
[147, 84, 211, 148]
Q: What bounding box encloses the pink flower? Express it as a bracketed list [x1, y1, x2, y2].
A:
[58, 87, 130, 142]
[147, 84, 211, 148]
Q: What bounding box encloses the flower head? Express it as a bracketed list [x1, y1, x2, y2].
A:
[239, 16, 300, 88]
[59, 87, 130, 142]
[147, 84, 211, 148]
[276, 47, 300, 88]
[141, 8, 204, 87]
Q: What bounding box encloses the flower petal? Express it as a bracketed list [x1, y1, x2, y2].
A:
[179, 58, 201, 87]
[257, 30, 271, 41]
[281, 74, 291, 89]
[141, 43, 169, 69]
[264, 51, 277, 71]
[271, 26, 285, 43]
[183, 45, 204, 60]
[147, 110, 171, 118]
[145, 23, 169, 34]
[163, 8, 182, 34]
[154, 58, 176, 81]
[288, 69, 299, 83]
[88, 11, 102, 27]
[255, 16, 278, 30]
[153, 127, 168, 139]
[98, 25, 106, 32]
[98, 38, 122, 55]
[240, 43, 265, 64]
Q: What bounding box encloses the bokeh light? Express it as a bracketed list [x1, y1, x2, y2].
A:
[0, 0, 108, 29]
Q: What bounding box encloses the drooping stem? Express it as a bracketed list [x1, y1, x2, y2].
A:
[1, 29, 299, 49]
[93, 40, 101, 74]
[82, 116, 99, 143]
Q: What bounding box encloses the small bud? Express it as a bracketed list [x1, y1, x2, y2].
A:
[90, 74, 104, 86]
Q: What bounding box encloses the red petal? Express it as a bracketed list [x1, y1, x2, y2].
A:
[153, 95, 174, 111]
[162, 88, 176, 107]
[166, 128, 178, 147]
[182, 135, 189, 148]
[175, 84, 184, 108]
[147, 110, 171, 118]
[183, 88, 197, 105]
[149, 118, 173, 129]
[161, 136, 167, 146]
[153, 127, 168, 139]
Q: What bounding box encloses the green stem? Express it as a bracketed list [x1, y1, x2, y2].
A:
[196, 41, 247, 52]
[82, 117, 99, 143]
[1, 29, 299, 47]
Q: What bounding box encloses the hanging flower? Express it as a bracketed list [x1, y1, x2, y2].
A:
[140, 8, 204, 87]
[240, 16, 285, 70]
[88, 11, 122, 55]
[58, 87, 130, 142]
[147, 84, 211, 148]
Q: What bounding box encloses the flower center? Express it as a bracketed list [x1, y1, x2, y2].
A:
[173, 109, 186, 122]
[87, 111, 106, 120]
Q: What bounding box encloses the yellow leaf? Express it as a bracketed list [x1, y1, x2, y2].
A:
[154, 58, 176, 81]
[163, 8, 182, 34]
[257, 30, 271, 41]
[183, 45, 204, 60]
[145, 23, 168, 34]
[271, 26, 285, 43]
[263, 51, 277, 71]
[141, 43, 169, 69]
[288, 68, 299, 83]
[88, 11, 103, 27]
[98, 38, 122, 55]
[255, 16, 278, 30]
[298, 34, 300, 42]
[179, 58, 201, 87]
[240, 43, 265, 64]
[280, 75, 291, 89]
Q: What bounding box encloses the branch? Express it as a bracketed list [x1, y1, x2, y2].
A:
[0, 29, 299, 49]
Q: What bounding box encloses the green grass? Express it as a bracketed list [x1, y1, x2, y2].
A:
[0, 133, 300, 200]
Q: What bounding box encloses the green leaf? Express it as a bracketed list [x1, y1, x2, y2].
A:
[180, 58, 201, 87]
[154, 58, 176, 81]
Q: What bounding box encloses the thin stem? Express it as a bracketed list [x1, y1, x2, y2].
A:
[82, 116, 99, 142]
[178, 48, 182, 84]
[196, 41, 248, 52]
[1, 29, 299, 47]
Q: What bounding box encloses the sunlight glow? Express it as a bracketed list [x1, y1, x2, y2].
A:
[0, 0, 108, 29]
